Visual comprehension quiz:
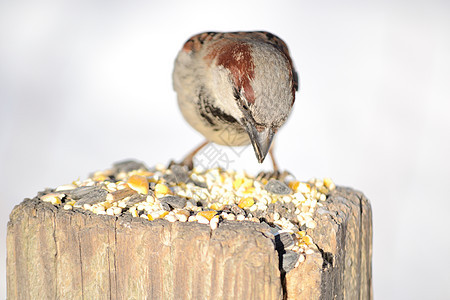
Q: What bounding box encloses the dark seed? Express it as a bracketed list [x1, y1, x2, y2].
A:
[282, 250, 300, 273]
[159, 196, 187, 210]
[164, 165, 189, 184]
[264, 179, 292, 195]
[74, 189, 108, 206]
[278, 232, 295, 249]
[125, 194, 147, 206]
[66, 186, 100, 200]
[112, 160, 148, 174]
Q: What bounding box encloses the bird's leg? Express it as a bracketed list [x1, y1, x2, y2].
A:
[256, 142, 292, 182]
[179, 140, 210, 170]
[269, 143, 279, 172]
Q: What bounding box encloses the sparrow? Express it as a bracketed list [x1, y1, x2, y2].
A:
[173, 31, 298, 170]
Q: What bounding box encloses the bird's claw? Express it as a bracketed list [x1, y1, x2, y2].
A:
[256, 170, 293, 182]
[168, 159, 194, 171]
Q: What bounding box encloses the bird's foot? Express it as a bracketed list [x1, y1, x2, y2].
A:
[256, 170, 293, 182]
[167, 159, 194, 171]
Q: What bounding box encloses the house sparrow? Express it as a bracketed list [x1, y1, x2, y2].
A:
[173, 31, 298, 169]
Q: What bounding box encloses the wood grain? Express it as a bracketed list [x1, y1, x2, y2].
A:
[7, 187, 372, 299]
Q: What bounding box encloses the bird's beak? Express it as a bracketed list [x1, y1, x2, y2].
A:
[244, 123, 275, 163]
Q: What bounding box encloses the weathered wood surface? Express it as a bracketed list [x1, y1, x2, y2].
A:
[7, 187, 372, 300]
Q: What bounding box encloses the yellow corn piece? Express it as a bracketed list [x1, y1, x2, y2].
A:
[323, 177, 336, 191]
[93, 174, 108, 182]
[288, 181, 300, 192]
[238, 197, 254, 209]
[210, 203, 224, 210]
[154, 183, 170, 195]
[243, 187, 256, 194]
[129, 170, 154, 177]
[302, 235, 313, 245]
[40, 193, 62, 205]
[147, 214, 154, 221]
[298, 182, 311, 194]
[158, 211, 169, 219]
[233, 178, 245, 190]
[127, 175, 149, 195]
[197, 210, 217, 221]
[241, 178, 253, 189]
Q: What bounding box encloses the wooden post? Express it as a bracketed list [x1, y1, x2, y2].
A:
[7, 187, 372, 299]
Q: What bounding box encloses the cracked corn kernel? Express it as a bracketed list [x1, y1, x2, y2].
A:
[241, 178, 253, 189]
[92, 172, 108, 182]
[298, 182, 311, 194]
[232, 178, 245, 190]
[154, 183, 170, 195]
[318, 187, 329, 195]
[210, 203, 224, 210]
[242, 187, 255, 194]
[130, 170, 154, 177]
[41, 193, 63, 205]
[238, 197, 254, 209]
[302, 235, 313, 245]
[288, 181, 300, 192]
[158, 211, 169, 219]
[324, 177, 336, 191]
[197, 210, 217, 221]
[127, 175, 149, 195]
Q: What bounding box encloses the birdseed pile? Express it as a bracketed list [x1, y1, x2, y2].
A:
[37, 160, 336, 272]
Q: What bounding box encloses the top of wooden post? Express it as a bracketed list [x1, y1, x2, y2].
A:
[7, 160, 372, 299]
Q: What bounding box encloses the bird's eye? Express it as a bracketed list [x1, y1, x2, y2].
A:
[242, 104, 249, 110]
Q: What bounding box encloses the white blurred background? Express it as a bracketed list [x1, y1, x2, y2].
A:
[1, 0, 449, 298]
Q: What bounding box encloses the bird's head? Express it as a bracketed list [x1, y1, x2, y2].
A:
[204, 32, 298, 163]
